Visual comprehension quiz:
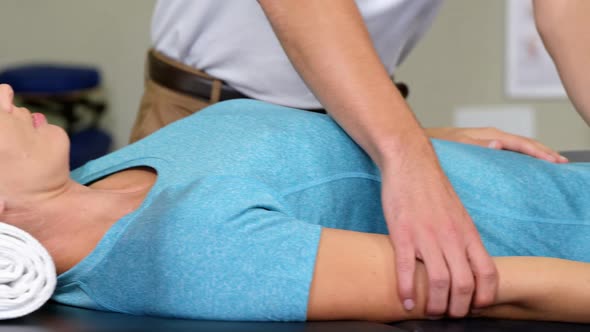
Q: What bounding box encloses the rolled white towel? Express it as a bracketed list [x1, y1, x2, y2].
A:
[0, 222, 56, 319]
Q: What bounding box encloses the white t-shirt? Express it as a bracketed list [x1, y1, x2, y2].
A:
[152, 0, 443, 109]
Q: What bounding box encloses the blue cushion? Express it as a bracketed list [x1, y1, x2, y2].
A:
[70, 127, 112, 169]
[0, 64, 100, 95]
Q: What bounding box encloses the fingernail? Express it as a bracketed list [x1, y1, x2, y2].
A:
[559, 156, 569, 162]
[403, 299, 415, 311]
[547, 155, 557, 163]
[488, 141, 499, 149]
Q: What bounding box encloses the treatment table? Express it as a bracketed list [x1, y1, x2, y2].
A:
[3, 150, 590, 332]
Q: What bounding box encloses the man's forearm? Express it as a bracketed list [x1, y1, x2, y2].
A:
[258, 2, 499, 316]
[257, 0, 430, 166]
[534, 0, 590, 125]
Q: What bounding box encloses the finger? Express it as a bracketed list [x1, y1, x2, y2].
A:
[470, 130, 565, 162]
[0, 84, 14, 112]
[466, 239, 498, 309]
[453, 137, 499, 150]
[492, 133, 568, 163]
[476, 128, 550, 159]
[487, 140, 502, 150]
[524, 140, 566, 163]
[467, 138, 500, 149]
[496, 137, 558, 162]
[441, 235, 475, 318]
[392, 233, 417, 311]
[418, 237, 450, 316]
[535, 144, 568, 163]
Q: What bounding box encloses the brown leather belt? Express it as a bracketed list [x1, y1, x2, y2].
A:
[148, 50, 247, 102]
[148, 50, 408, 111]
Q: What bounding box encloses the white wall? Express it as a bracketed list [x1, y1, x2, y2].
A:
[0, 0, 156, 148]
[397, 0, 590, 150]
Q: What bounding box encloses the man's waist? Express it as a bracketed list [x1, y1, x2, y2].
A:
[147, 49, 408, 112]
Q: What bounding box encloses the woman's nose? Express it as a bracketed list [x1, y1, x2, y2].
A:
[0, 84, 15, 113]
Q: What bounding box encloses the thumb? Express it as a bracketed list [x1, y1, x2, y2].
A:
[486, 140, 502, 150]
[463, 138, 500, 149]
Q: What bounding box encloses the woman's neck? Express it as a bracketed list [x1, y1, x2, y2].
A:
[0, 168, 157, 274]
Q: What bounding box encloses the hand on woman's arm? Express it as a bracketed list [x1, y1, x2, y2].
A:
[257, 0, 497, 317]
[534, 0, 590, 125]
[425, 127, 568, 163]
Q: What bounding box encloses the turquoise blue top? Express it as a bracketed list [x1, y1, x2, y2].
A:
[52, 99, 590, 321]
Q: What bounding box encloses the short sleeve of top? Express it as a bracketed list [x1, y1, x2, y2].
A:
[53, 176, 322, 321]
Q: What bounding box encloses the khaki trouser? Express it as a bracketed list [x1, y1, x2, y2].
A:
[129, 51, 218, 143]
[130, 50, 408, 143]
[129, 79, 211, 143]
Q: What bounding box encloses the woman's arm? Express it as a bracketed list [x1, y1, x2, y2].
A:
[475, 257, 590, 323]
[307, 228, 590, 323]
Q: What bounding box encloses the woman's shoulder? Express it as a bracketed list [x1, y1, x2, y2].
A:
[174, 99, 334, 130]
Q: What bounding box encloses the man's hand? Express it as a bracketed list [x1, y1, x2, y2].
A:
[425, 127, 568, 163]
[381, 138, 498, 318]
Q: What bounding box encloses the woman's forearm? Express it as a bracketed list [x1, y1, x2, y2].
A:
[308, 228, 590, 323]
[476, 257, 590, 323]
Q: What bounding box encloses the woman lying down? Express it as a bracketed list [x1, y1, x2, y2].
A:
[1, 84, 589, 323]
